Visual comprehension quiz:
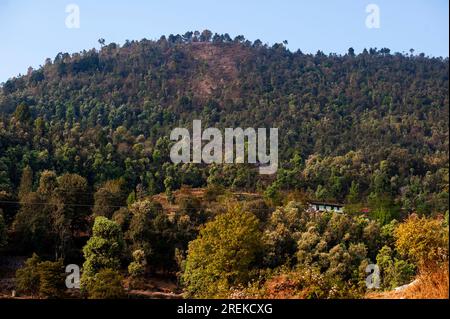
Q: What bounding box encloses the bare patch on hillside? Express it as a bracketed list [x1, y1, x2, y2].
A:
[188, 43, 248, 100]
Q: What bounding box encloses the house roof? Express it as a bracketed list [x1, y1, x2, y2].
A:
[308, 201, 344, 207]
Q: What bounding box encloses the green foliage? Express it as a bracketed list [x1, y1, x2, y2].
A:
[12, 191, 53, 253]
[93, 179, 127, 218]
[126, 191, 136, 206]
[376, 245, 416, 289]
[36, 259, 66, 298]
[15, 253, 42, 296]
[261, 201, 391, 290]
[264, 182, 282, 206]
[394, 215, 449, 265]
[177, 195, 206, 226]
[0, 34, 447, 222]
[368, 192, 400, 225]
[126, 200, 163, 263]
[18, 166, 33, 200]
[128, 249, 146, 289]
[128, 249, 146, 278]
[52, 173, 91, 258]
[112, 207, 132, 232]
[0, 32, 449, 299]
[233, 267, 363, 299]
[15, 253, 65, 298]
[11, 170, 92, 257]
[81, 217, 124, 289]
[263, 201, 305, 267]
[346, 181, 360, 204]
[203, 184, 225, 202]
[85, 268, 125, 299]
[182, 206, 263, 298]
[13, 103, 31, 124]
[37, 170, 57, 196]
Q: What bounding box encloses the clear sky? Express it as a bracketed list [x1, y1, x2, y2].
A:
[0, 0, 448, 83]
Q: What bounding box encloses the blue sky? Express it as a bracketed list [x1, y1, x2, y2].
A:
[0, 0, 448, 82]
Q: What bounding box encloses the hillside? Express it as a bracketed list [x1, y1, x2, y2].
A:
[0, 31, 448, 297]
[0, 32, 448, 215]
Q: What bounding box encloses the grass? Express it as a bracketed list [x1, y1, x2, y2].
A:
[367, 263, 449, 299]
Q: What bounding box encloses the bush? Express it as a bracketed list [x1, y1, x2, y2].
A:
[37, 260, 66, 298]
[86, 269, 126, 299]
[203, 184, 225, 202]
[376, 245, 415, 289]
[15, 253, 65, 298]
[128, 249, 146, 289]
[15, 253, 41, 296]
[231, 267, 363, 299]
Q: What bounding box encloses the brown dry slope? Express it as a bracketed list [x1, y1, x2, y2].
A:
[189, 42, 249, 101]
[367, 264, 449, 299]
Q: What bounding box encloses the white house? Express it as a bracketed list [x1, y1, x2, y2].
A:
[308, 201, 344, 213]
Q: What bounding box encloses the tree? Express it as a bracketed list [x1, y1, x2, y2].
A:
[15, 253, 65, 298]
[200, 29, 212, 42]
[37, 170, 57, 197]
[368, 192, 400, 225]
[264, 201, 304, 267]
[81, 217, 124, 290]
[395, 215, 449, 266]
[51, 173, 90, 258]
[348, 47, 355, 57]
[346, 181, 360, 204]
[112, 207, 132, 232]
[15, 253, 42, 296]
[18, 166, 33, 200]
[264, 181, 281, 206]
[182, 206, 263, 298]
[93, 179, 127, 218]
[126, 200, 174, 269]
[177, 195, 206, 226]
[13, 103, 31, 124]
[128, 249, 146, 288]
[376, 245, 415, 289]
[13, 192, 53, 253]
[37, 259, 65, 298]
[86, 268, 125, 299]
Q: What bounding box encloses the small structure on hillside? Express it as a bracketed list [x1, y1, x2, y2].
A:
[308, 201, 344, 213]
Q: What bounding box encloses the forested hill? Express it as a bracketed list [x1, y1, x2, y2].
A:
[0, 31, 448, 212]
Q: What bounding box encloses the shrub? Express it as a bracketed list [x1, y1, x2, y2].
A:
[15, 254, 65, 298]
[15, 253, 41, 296]
[86, 269, 126, 299]
[231, 267, 363, 299]
[203, 184, 225, 202]
[376, 245, 415, 289]
[128, 249, 146, 289]
[37, 259, 65, 298]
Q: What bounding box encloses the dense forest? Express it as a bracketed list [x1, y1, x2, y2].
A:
[0, 31, 448, 299]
